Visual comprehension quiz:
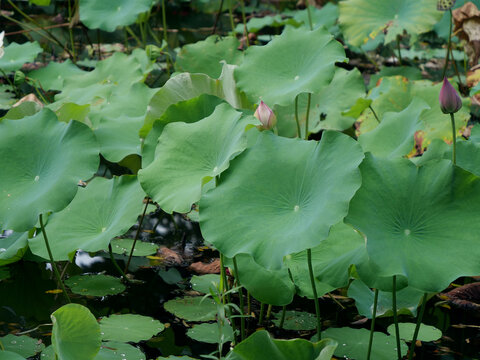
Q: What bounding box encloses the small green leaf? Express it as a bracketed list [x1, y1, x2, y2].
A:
[271, 311, 317, 331]
[186, 323, 234, 344]
[163, 297, 218, 322]
[0, 42, 42, 72]
[65, 275, 126, 297]
[387, 323, 442, 342]
[0, 334, 44, 358]
[111, 238, 158, 257]
[100, 314, 164, 343]
[190, 274, 221, 294]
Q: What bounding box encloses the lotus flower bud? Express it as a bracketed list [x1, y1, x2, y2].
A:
[254, 101, 277, 130]
[439, 77, 462, 114]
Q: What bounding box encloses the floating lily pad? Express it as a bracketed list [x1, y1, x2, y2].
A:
[175, 35, 243, 79]
[200, 131, 364, 270]
[230, 330, 337, 360]
[79, 0, 154, 32]
[0, 351, 25, 360]
[29, 176, 145, 261]
[323, 327, 407, 360]
[100, 314, 164, 343]
[0, 109, 99, 232]
[163, 296, 218, 322]
[28, 60, 84, 91]
[0, 232, 28, 266]
[95, 342, 146, 360]
[51, 304, 101, 360]
[387, 322, 442, 343]
[65, 274, 126, 297]
[339, 0, 442, 47]
[0, 334, 44, 358]
[235, 26, 346, 107]
[186, 323, 234, 344]
[0, 42, 42, 72]
[190, 274, 221, 294]
[272, 311, 317, 331]
[111, 238, 158, 257]
[346, 154, 480, 292]
[139, 103, 255, 214]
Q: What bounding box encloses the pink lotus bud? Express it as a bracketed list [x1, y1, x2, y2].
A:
[254, 101, 277, 130]
[439, 78, 462, 114]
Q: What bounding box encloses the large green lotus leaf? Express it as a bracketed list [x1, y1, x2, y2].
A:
[0, 109, 99, 232]
[99, 314, 164, 343]
[348, 279, 424, 318]
[29, 176, 145, 260]
[51, 304, 101, 360]
[285, 222, 366, 298]
[234, 26, 346, 107]
[414, 139, 480, 177]
[225, 253, 295, 306]
[338, 0, 442, 47]
[95, 342, 145, 360]
[275, 68, 366, 138]
[271, 311, 317, 331]
[323, 327, 407, 360]
[186, 322, 234, 344]
[163, 296, 218, 322]
[65, 274, 126, 297]
[0, 232, 28, 266]
[139, 103, 255, 214]
[0, 351, 25, 360]
[0, 334, 44, 357]
[142, 94, 224, 167]
[79, 0, 153, 32]
[368, 66, 423, 89]
[387, 323, 442, 342]
[200, 132, 364, 270]
[28, 60, 84, 91]
[175, 36, 243, 79]
[357, 77, 470, 150]
[229, 330, 337, 360]
[358, 98, 430, 158]
[142, 66, 251, 137]
[0, 42, 42, 72]
[345, 154, 480, 292]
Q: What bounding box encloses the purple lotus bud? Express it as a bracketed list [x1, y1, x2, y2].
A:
[254, 101, 277, 130]
[439, 78, 462, 114]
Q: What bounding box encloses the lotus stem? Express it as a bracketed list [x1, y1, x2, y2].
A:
[212, 0, 224, 34]
[392, 276, 402, 360]
[370, 105, 380, 123]
[294, 95, 301, 138]
[279, 305, 286, 329]
[450, 113, 456, 165]
[247, 290, 251, 315]
[266, 304, 272, 320]
[228, 3, 235, 32]
[408, 293, 428, 360]
[233, 256, 245, 341]
[306, 5, 313, 31]
[305, 93, 312, 140]
[240, 0, 249, 47]
[442, 9, 453, 79]
[39, 214, 71, 303]
[366, 289, 379, 360]
[67, 0, 76, 62]
[307, 248, 322, 339]
[108, 243, 131, 283]
[124, 198, 150, 273]
[396, 35, 402, 65]
[259, 302, 265, 324]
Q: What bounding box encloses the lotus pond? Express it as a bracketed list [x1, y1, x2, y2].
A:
[0, 0, 480, 359]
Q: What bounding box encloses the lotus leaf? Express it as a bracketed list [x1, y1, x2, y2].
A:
[229, 330, 337, 360]
[289, 3, 339, 32]
[0, 232, 28, 266]
[0, 85, 15, 110]
[0, 109, 99, 232]
[95, 342, 146, 360]
[235, 26, 346, 107]
[65, 274, 126, 297]
[29, 176, 145, 260]
[28, 60, 84, 91]
[0, 42, 42, 72]
[79, 0, 154, 32]
[271, 311, 317, 331]
[0, 351, 25, 360]
[186, 323, 234, 344]
[1, 101, 42, 121]
[99, 314, 164, 343]
[387, 322, 442, 342]
[111, 238, 158, 257]
[346, 154, 480, 292]
[200, 131, 364, 269]
[51, 304, 101, 360]
[163, 296, 218, 322]
[323, 327, 407, 360]
[339, 0, 442, 47]
[233, 15, 292, 34]
[0, 334, 44, 358]
[139, 103, 256, 214]
[190, 274, 220, 294]
[175, 36, 243, 79]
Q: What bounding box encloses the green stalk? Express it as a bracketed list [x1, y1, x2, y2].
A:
[233, 256, 245, 341]
[240, 0, 249, 47]
[124, 199, 150, 273]
[392, 276, 402, 360]
[161, 0, 172, 74]
[307, 248, 322, 339]
[258, 302, 265, 324]
[279, 305, 286, 329]
[442, 9, 453, 79]
[266, 304, 273, 320]
[67, 0, 76, 62]
[109, 243, 131, 283]
[228, 3, 235, 32]
[294, 95, 301, 138]
[247, 291, 251, 315]
[39, 214, 71, 303]
[125, 26, 142, 47]
[0, 68, 20, 97]
[450, 113, 456, 165]
[305, 93, 311, 140]
[366, 289, 379, 360]
[306, 5, 313, 31]
[370, 105, 380, 123]
[212, 0, 224, 35]
[396, 35, 402, 65]
[450, 47, 462, 86]
[408, 293, 428, 360]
